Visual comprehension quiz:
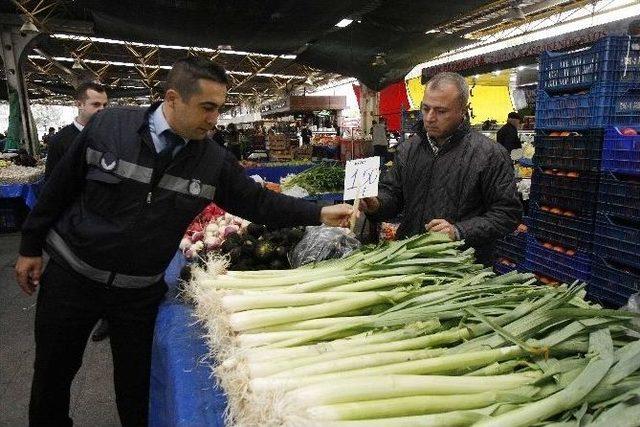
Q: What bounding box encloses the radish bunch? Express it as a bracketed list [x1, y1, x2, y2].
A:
[180, 204, 248, 259]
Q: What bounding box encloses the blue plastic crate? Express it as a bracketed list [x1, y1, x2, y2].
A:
[597, 172, 640, 221]
[529, 204, 595, 251]
[530, 168, 599, 219]
[495, 231, 527, 264]
[601, 126, 640, 176]
[524, 235, 591, 283]
[539, 36, 640, 93]
[494, 260, 518, 276]
[593, 214, 640, 271]
[589, 256, 640, 307]
[533, 130, 604, 172]
[536, 83, 640, 130]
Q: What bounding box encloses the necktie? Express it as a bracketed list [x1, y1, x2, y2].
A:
[153, 130, 183, 185]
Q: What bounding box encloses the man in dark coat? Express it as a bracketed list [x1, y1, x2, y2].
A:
[496, 111, 523, 153]
[360, 72, 522, 265]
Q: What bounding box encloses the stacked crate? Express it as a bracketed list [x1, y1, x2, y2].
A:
[590, 126, 640, 306]
[494, 227, 527, 275]
[267, 134, 293, 161]
[522, 35, 640, 303]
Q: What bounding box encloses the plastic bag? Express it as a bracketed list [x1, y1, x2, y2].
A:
[289, 225, 361, 268]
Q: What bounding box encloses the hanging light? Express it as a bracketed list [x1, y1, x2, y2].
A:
[19, 20, 39, 34]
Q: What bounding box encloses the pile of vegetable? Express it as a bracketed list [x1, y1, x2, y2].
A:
[185, 232, 640, 427]
[216, 224, 306, 271]
[281, 164, 345, 195]
[180, 203, 305, 270]
[0, 163, 44, 184]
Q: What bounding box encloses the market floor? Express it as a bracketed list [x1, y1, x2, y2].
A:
[0, 233, 120, 427]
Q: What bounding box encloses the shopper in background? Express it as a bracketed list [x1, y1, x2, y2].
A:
[371, 118, 388, 161]
[360, 72, 521, 265]
[225, 122, 241, 160]
[301, 123, 313, 145]
[42, 127, 55, 147]
[496, 111, 523, 153]
[15, 57, 355, 427]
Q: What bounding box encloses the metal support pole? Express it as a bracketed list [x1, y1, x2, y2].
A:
[0, 25, 39, 154]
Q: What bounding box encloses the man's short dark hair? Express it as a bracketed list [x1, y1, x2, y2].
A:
[508, 112, 523, 120]
[165, 57, 230, 101]
[75, 81, 106, 102]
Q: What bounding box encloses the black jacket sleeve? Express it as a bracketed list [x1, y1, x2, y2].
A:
[214, 151, 322, 228]
[455, 146, 522, 246]
[20, 125, 91, 256]
[44, 135, 65, 181]
[369, 142, 406, 221]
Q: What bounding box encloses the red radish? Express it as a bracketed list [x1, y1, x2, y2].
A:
[179, 238, 191, 251]
[204, 236, 222, 250]
[224, 225, 240, 238]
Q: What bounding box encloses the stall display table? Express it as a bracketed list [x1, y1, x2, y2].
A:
[0, 180, 42, 209]
[244, 163, 314, 183]
[149, 253, 227, 427]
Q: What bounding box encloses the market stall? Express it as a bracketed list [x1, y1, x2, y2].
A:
[0, 153, 44, 232]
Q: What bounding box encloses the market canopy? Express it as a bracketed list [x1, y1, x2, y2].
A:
[1, 0, 582, 103]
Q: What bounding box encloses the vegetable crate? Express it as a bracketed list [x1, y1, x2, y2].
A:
[529, 168, 599, 219]
[523, 235, 592, 284]
[268, 149, 294, 162]
[493, 260, 518, 276]
[597, 172, 640, 221]
[601, 126, 640, 176]
[494, 230, 526, 265]
[589, 255, 640, 307]
[535, 82, 640, 130]
[593, 214, 640, 271]
[533, 129, 604, 172]
[539, 36, 640, 94]
[529, 203, 595, 252]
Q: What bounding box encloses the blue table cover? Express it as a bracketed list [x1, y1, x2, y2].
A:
[0, 180, 42, 209]
[149, 253, 227, 427]
[244, 163, 313, 182]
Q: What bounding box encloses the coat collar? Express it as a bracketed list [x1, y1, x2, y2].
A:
[416, 119, 471, 154]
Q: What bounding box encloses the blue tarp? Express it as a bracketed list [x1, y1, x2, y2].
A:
[244, 163, 313, 182]
[149, 253, 227, 427]
[0, 180, 42, 209]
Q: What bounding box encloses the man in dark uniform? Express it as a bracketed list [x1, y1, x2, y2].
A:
[15, 57, 355, 427]
[496, 111, 523, 153]
[44, 81, 108, 180]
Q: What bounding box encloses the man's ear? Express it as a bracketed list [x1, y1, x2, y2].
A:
[164, 89, 180, 107]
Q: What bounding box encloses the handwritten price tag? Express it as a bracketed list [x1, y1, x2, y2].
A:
[343, 156, 381, 200]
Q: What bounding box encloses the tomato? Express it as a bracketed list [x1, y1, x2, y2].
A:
[541, 205, 550, 212]
[517, 224, 528, 233]
[550, 207, 563, 215]
[543, 242, 554, 249]
[566, 249, 576, 256]
[563, 211, 576, 217]
[553, 245, 566, 254]
[566, 171, 579, 178]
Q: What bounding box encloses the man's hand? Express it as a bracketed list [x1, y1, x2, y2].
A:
[426, 219, 458, 241]
[359, 197, 380, 214]
[15, 256, 43, 296]
[320, 203, 358, 228]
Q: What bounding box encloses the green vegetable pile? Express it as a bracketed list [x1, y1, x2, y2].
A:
[281, 164, 345, 195]
[185, 232, 640, 427]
